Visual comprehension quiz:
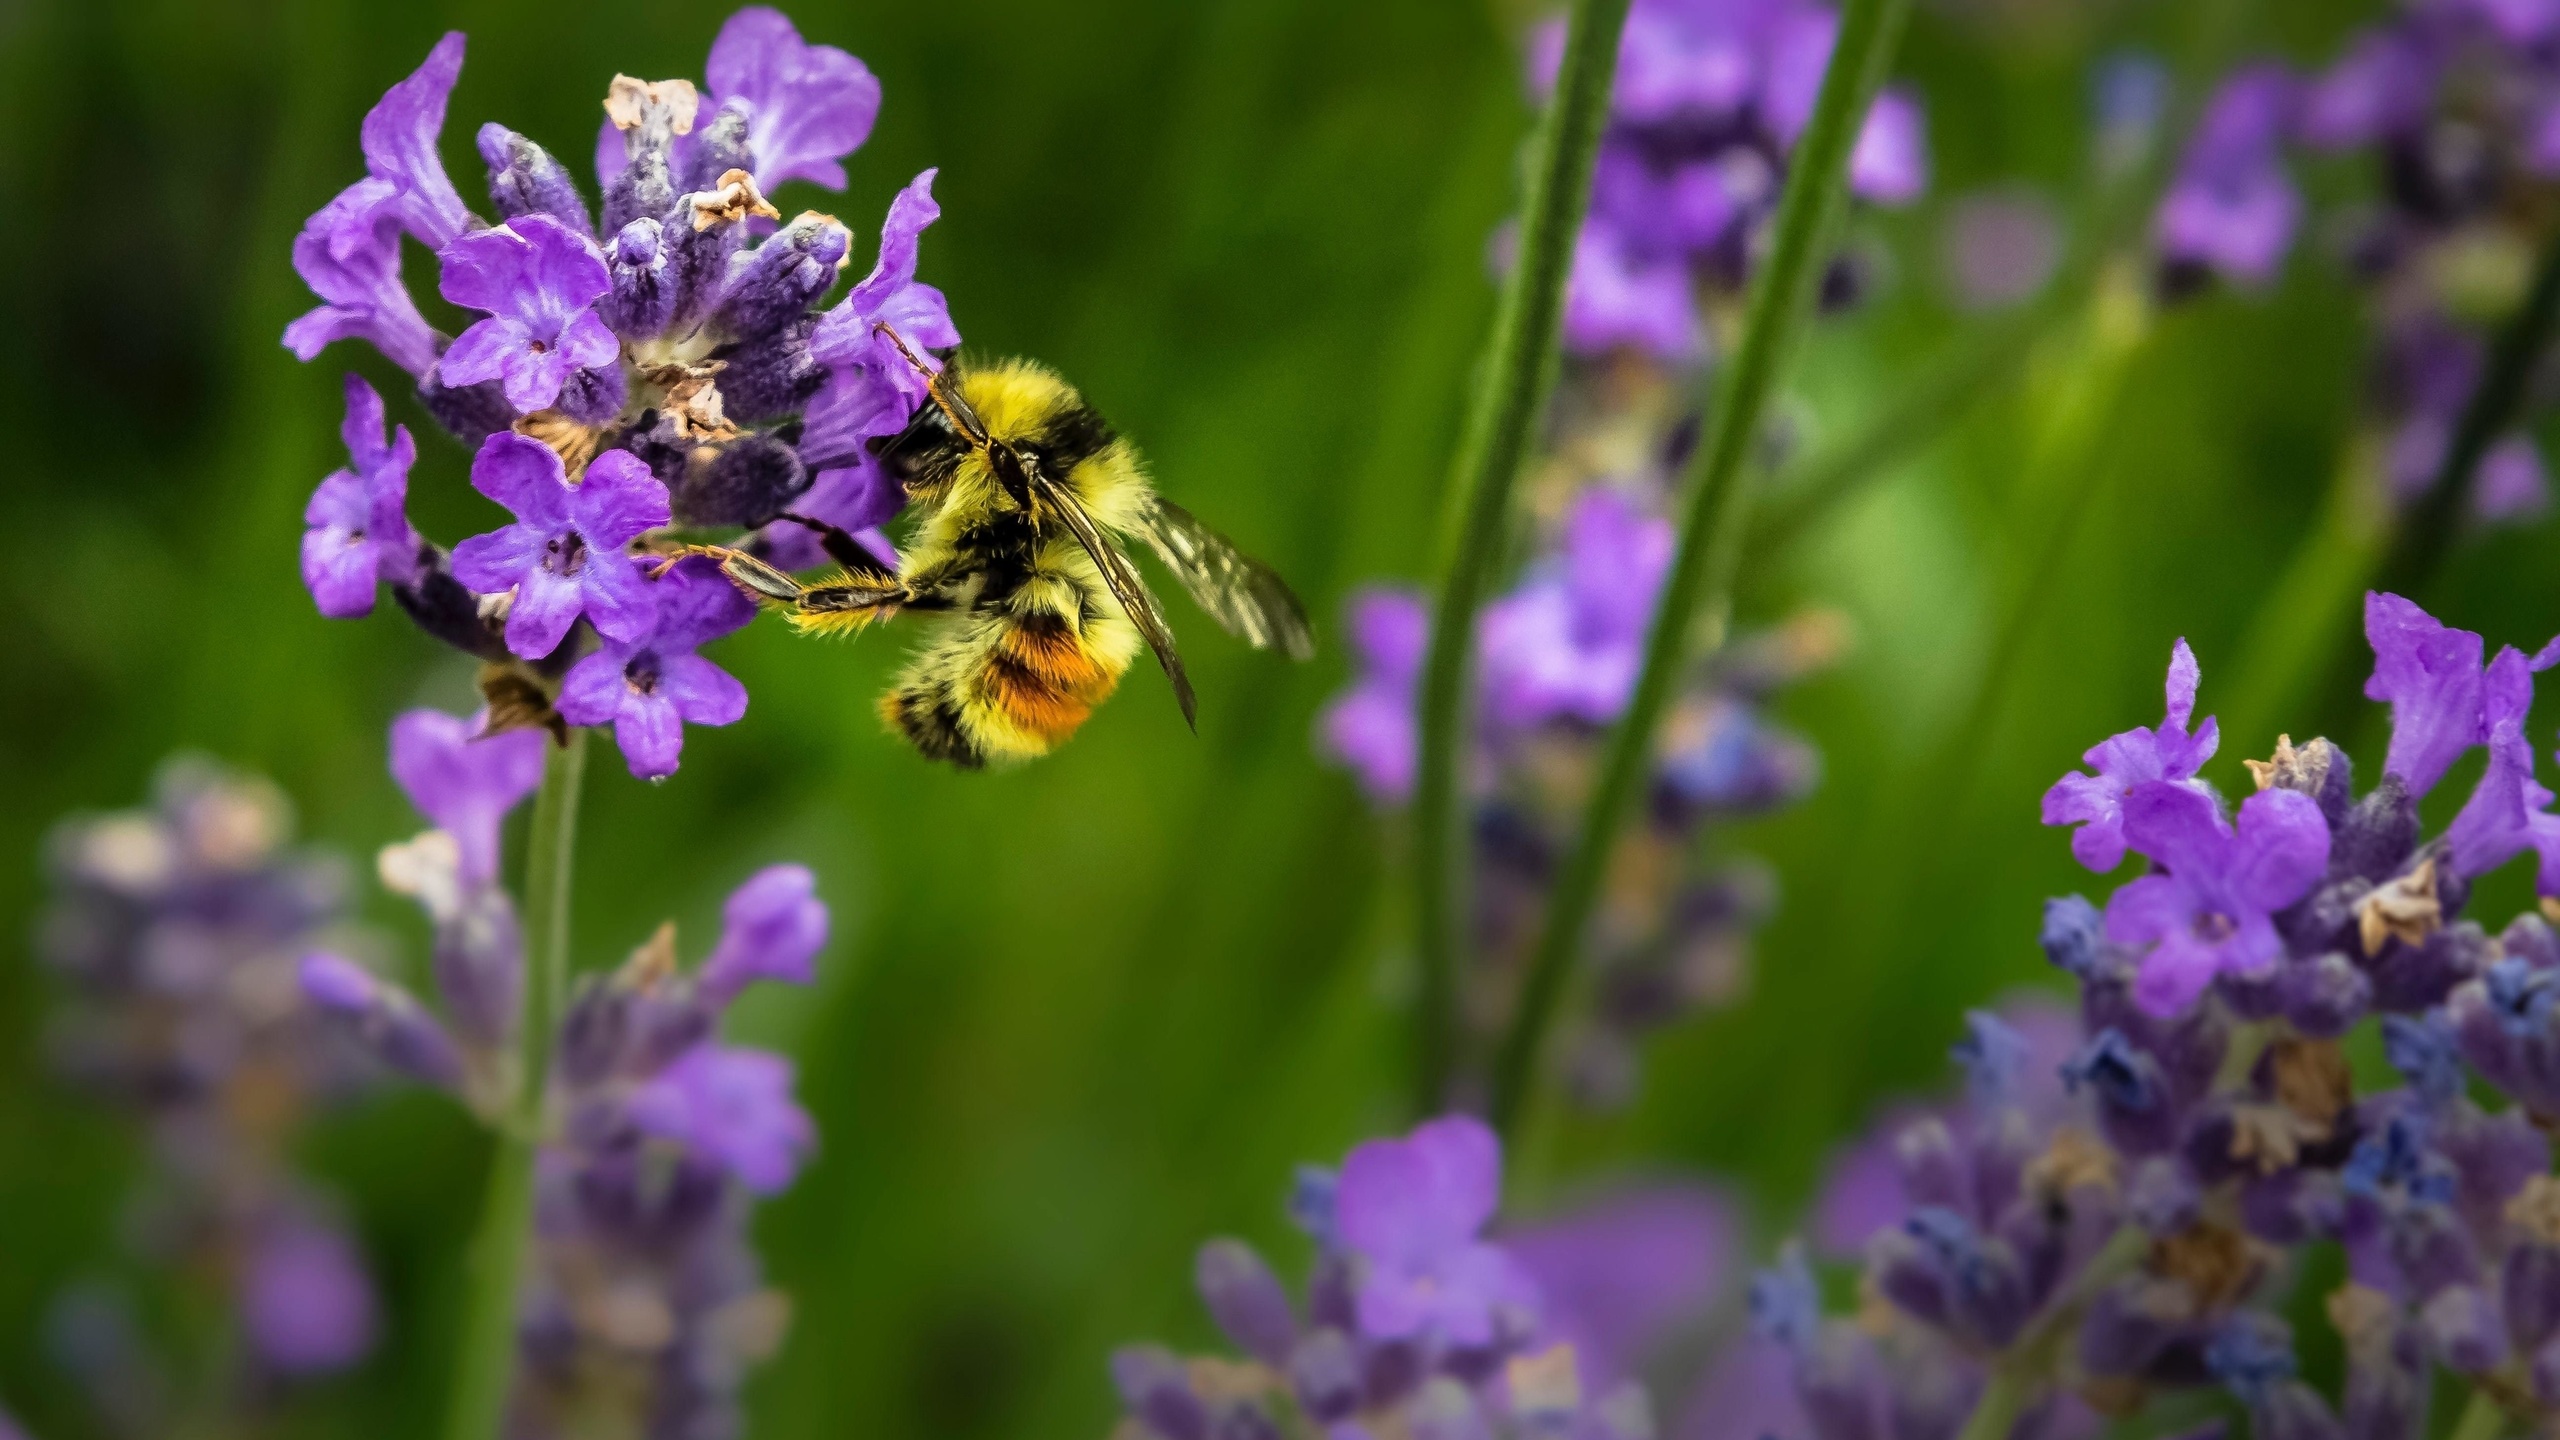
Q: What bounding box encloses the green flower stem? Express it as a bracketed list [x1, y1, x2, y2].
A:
[1486, 0, 1915, 1142]
[442, 727, 588, 1440]
[1950, 1224, 2149, 1440]
[1410, 0, 1635, 1117]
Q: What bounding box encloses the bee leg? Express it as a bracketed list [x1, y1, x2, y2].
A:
[652, 544, 808, 606]
[776, 512, 897, 581]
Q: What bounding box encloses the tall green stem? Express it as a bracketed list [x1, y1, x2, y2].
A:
[442, 728, 588, 1440]
[1487, 0, 1914, 1141]
[1410, 0, 1635, 1117]
[2448, 1388, 2511, 1440]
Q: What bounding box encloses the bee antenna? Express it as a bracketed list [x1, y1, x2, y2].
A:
[874, 322, 938, 384]
[876, 321, 984, 447]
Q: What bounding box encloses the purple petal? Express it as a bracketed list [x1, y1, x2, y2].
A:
[284, 179, 441, 376]
[553, 650, 627, 729]
[611, 690, 686, 780]
[1849, 88, 1928, 205]
[849, 170, 947, 321]
[1561, 218, 1703, 360]
[435, 316, 527, 392]
[1506, 1184, 1734, 1385]
[707, 7, 882, 191]
[340, 372, 391, 468]
[626, 1044, 817, 1193]
[1338, 1116, 1503, 1270]
[660, 653, 749, 727]
[242, 1218, 378, 1375]
[648, 556, 761, 650]
[2132, 930, 2226, 1017]
[2366, 591, 2489, 797]
[2103, 873, 2192, 949]
[299, 951, 383, 1013]
[515, 213, 611, 317]
[506, 567, 587, 658]
[387, 708, 546, 883]
[437, 224, 535, 315]
[701, 865, 830, 1001]
[301, 517, 382, 619]
[467, 431, 573, 526]
[567, 449, 675, 548]
[2164, 638, 2202, 730]
[360, 32, 471, 249]
[496, 342, 577, 414]
[448, 523, 548, 594]
[579, 553, 662, 647]
[2226, 788, 2331, 913]
[555, 309, 621, 371]
[1349, 588, 1431, 683]
[2118, 780, 2232, 878]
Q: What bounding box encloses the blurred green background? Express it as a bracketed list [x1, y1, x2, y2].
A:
[5, 0, 2552, 1436]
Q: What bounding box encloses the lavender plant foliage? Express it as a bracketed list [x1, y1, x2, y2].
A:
[285, 7, 957, 779]
[1111, 1116, 1739, 1440]
[2153, 2, 2560, 521]
[299, 709, 830, 1438]
[34, 760, 380, 1425]
[1528, 0, 1931, 362]
[1738, 593, 2560, 1440]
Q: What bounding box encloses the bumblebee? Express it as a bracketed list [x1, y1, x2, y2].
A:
[673, 328, 1314, 767]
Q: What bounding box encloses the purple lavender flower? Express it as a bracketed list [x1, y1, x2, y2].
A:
[1479, 488, 1674, 734]
[555, 557, 753, 780]
[2042, 638, 2222, 873]
[626, 1044, 817, 1194]
[300, 374, 422, 618]
[700, 864, 830, 1003]
[434, 215, 619, 415]
[357, 31, 471, 250]
[705, 6, 882, 190]
[2154, 66, 2301, 286]
[1941, 189, 2062, 311]
[449, 436, 668, 660]
[1317, 588, 1430, 804]
[2475, 436, 2553, 523]
[2105, 781, 2331, 1015]
[1851, 88, 1930, 203]
[794, 169, 959, 471]
[282, 181, 444, 378]
[1335, 1115, 1539, 1346]
[2297, 29, 2433, 151]
[2365, 592, 2560, 799]
[1507, 1184, 1736, 1384]
[1562, 218, 1706, 359]
[241, 1213, 380, 1375]
[386, 708, 547, 888]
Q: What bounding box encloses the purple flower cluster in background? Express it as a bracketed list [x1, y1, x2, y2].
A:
[1319, 481, 1830, 1109]
[1529, 0, 1931, 361]
[285, 7, 959, 779]
[1710, 593, 2560, 1440]
[2153, 0, 2560, 520]
[1111, 1116, 1745, 1440]
[299, 710, 829, 1436]
[34, 761, 380, 1426]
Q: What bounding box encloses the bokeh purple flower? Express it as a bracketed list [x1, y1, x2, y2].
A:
[2154, 65, 2300, 286]
[387, 707, 547, 888]
[1336, 1115, 1538, 1346]
[1317, 588, 1431, 804]
[627, 1044, 818, 1194]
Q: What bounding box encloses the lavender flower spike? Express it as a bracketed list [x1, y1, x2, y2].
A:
[707, 6, 882, 191]
[626, 1043, 818, 1194]
[435, 214, 619, 415]
[1335, 1115, 1538, 1346]
[700, 864, 830, 1005]
[557, 556, 754, 779]
[2105, 781, 2330, 1015]
[301, 374, 422, 618]
[2043, 638, 2221, 872]
[1317, 588, 1430, 804]
[386, 708, 546, 887]
[2154, 65, 2300, 286]
[450, 437, 668, 659]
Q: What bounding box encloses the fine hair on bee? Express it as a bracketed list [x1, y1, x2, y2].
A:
[661, 324, 1314, 768]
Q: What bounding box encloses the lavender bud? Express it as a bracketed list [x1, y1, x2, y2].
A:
[2079, 1280, 2183, 1376]
[389, 545, 509, 663]
[2370, 921, 2490, 1014]
[2065, 1030, 2181, 1155]
[2420, 1285, 2508, 1374]
[2503, 913, 2560, 971]
[716, 324, 828, 422]
[2040, 895, 2107, 978]
[600, 219, 678, 339]
[2284, 952, 2372, 1037]
[417, 371, 515, 449]
[2335, 776, 2419, 883]
[1111, 1346, 1207, 1440]
[672, 434, 810, 528]
[298, 952, 464, 1088]
[430, 887, 524, 1048]
[2329, 1287, 2427, 1440]
[1894, 1118, 1972, 1216]
[667, 211, 747, 332]
[683, 100, 755, 193]
[1194, 1240, 1295, 1366]
[477, 123, 593, 238]
[2127, 1157, 2202, 1235]
[553, 363, 627, 428]
[1286, 1329, 1359, 1421]
[714, 212, 852, 341]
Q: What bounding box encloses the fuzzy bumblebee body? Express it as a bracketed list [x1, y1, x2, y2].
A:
[680, 344, 1313, 768]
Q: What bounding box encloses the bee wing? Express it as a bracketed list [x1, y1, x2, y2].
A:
[1028, 466, 1198, 732]
[1131, 499, 1315, 661]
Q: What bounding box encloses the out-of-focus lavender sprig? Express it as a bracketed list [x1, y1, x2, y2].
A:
[1319, 481, 1837, 1111]
[1529, 0, 1931, 363]
[35, 760, 383, 1425]
[1113, 1116, 1753, 1440]
[296, 710, 830, 1437]
[1733, 593, 2560, 1440]
[2152, 1, 2560, 526]
[285, 7, 958, 780]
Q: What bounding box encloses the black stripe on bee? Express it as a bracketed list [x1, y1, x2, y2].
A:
[1026, 403, 1115, 476]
